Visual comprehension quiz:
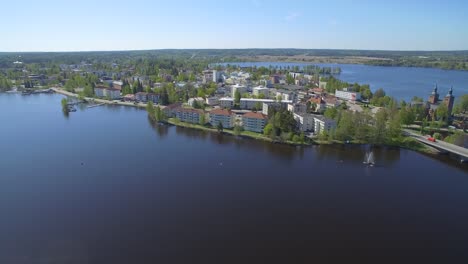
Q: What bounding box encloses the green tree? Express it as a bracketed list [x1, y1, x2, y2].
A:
[199, 112, 206, 125]
[154, 106, 164, 122]
[286, 74, 295, 85]
[234, 90, 241, 105]
[324, 107, 338, 119]
[61, 98, 69, 114]
[263, 123, 273, 136]
[217, 121, 224, 133]
[400, 107, 416, 127]
[453, 94, 468, 114]
[436, 103, 449, 123]
[234, 125, 243, 136]
[146, 101, 154, 119]
[371, 109, 388, 145]
[335, 111, 354, 141]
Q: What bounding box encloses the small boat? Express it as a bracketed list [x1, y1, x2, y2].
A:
[363, 151, 375, 166]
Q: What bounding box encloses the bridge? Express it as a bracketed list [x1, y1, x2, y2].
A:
[403, 129, 468, 160]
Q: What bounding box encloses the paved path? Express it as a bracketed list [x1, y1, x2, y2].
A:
[51, 88, 166, 109]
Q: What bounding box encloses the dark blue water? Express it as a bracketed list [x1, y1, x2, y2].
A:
[222, 62, 468, 102]
[0, 93, 467, 263]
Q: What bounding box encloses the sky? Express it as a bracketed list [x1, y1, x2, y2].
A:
[1, 0, 468, 52]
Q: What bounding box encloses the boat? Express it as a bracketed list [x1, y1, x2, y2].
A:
[363, 151, 375, 166]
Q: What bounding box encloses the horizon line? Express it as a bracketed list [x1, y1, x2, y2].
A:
[1, 48, 468, 53]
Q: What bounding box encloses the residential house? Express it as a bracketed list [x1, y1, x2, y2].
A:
[163, 103, 183, 118]
[323, 95, 339, 108]
[294, 113, 315, 132]
[188, 97, 205, 107]
[174, 107, 203, 124]
[335, 89, 361, 102]
[123, 94, 135, 102]
[219, 97, 234, 109]
[262, 102, 284, 115]
[242, 112, 267, 133]
[135, 92, 148, 102]
[240, 98, 292, 110]
[209, 109, 235, 128]
[308, 96, 327, 113]
[231, 84, 247, 97]
[314, 116, 337, 135]
[94, 86, 106, 97]
[253, 86, 270, 97]
[103, 88, 121, 99]
[147, 93, 160, 104]
[287, 103, 307, 114]
[206, 97, 219, 106]
[113, 81, 123, 90]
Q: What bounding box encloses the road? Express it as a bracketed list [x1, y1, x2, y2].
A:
[403, 129, 468, 159]
[51, 88, 166, 109]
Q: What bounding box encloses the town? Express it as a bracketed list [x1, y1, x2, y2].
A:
[1, 55, 467, 150]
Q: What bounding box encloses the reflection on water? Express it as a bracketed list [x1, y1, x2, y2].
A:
[1, 94, 468, 263]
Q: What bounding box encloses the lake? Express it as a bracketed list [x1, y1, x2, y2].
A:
[0, 93, 467, 264]
[221, 62, 468, 102]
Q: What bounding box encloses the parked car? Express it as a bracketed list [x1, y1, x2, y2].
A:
[427, 137, 436, 142]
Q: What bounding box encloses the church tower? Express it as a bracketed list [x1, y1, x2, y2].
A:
[443, 87, 455, 116]
[428, 84, 439, 104]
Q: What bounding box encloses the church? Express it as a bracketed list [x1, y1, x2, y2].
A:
[426, 85, 455, 120]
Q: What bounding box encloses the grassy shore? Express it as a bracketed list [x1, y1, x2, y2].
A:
[166, 118, 309, 146]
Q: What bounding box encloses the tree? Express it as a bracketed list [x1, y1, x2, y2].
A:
[146, 101, 154, 119]
[373, 88, 386, 99]
[453, 94, 468, 114]
[421, 117, 428, 134]
[371, 109, 388, 145]
[400, 107, 416, 127]
[234, 125, 243, 136]
[199, 112, 206, 125]
[335, 111, 354, 142]
[324, 107, 338, 119]
[217, 121, 224, 133]
[436, 103, 449, 123]
[234, 90, 241, 105]
[61, 98, 69, 114]
[286, 74, 295, 85]
[263, 123, 273, 136]
[154, 106, 164, 122]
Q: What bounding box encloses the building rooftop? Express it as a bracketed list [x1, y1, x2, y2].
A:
[210, 109, 233, 116]
[243, 112, 267, 119]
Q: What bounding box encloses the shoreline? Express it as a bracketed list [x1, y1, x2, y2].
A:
[49, 88, 440, 155]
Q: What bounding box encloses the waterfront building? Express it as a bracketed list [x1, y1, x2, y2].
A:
[314, 116, 336, 135]
[209, 109, 235, 128]
[294, 113, 316, 132]
[162, 103, 182, 118]
[242, 112, 267, 133]
[135, 92, 148, 102]
[147, 93, 159, 104]
[174, 107, 203, 124]
[103, 88, 121, 99]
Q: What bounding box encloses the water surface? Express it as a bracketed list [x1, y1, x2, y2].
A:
[222, 62, 468, 102]
[0, 94, 467, 263]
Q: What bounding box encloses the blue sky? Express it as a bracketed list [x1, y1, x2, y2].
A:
[1, 0, 468, 51]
